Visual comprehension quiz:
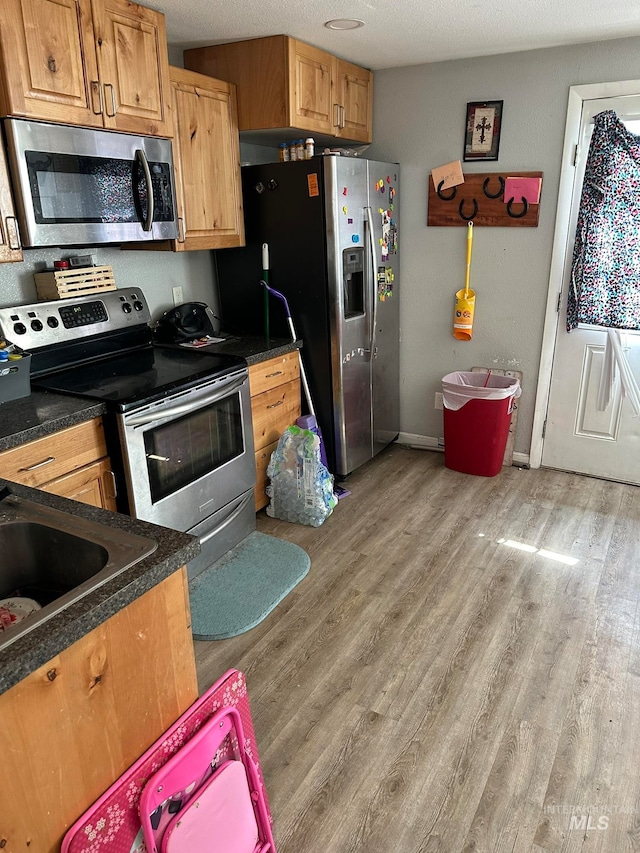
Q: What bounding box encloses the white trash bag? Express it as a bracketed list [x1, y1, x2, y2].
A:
[442, 371, 521, 411]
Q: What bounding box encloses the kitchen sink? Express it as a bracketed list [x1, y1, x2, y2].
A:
[0, 492, 158, 651]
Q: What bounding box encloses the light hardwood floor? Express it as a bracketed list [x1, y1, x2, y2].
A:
[194, 445, 640, 853]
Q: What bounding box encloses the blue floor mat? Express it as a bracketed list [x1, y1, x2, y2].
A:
[188, 531, 310, 640]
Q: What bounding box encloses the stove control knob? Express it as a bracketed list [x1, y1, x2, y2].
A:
[13, 322, 27, 335]
[133, 300, 144, 312]
[31, 319, 43, 332]
[47, 317, 59, 328]
[122, 302, 132, 314]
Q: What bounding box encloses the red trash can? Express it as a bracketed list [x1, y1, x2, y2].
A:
[442, 372, 521, 477]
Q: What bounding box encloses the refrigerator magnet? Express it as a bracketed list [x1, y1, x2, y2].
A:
[352, 235, 360, 243]
[342, 206, 348, 215]
[348, 218, 353, 224]
[343, 187, 348, 195]
[307, 173, 320, 197]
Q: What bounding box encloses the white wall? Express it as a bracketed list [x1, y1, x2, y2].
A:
[367, 35, 640, 454]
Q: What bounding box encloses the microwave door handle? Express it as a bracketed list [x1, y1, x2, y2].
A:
[126, 375, 247, 425]
[198, 490, 254, 545]
[135, 149, 154, 232]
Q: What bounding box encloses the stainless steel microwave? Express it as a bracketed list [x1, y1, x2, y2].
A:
[3, 119, 178, 247]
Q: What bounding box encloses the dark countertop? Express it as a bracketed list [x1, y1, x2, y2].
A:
[0, 479, 200, 695]
[0, 390, 107, 453]
[193, 333, 301, 365]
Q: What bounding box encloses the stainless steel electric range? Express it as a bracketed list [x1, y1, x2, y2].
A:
[0, 289, 256, 578]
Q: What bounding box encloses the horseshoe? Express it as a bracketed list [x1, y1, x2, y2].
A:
[483, 176, 505, 199]
[459, 198, 478, 221]
[506, 197, 529, 218]
[436, 180, 457, 201]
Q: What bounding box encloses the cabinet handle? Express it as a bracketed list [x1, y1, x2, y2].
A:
[106, 469, 118, 499]
[177, 217, 186, 243]
[266, 400, 284, 410]
[20, 456, 55, 472]
[5, 217, 21, 250]
[104, 83, 116, 117]
[265, 370, 283, 378]
[91, 80, 103, 114]
[340, 104, 346, 129]
[333, 103, 341, 128]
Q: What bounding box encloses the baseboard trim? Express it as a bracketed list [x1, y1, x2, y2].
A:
[395, 433, 530, 467]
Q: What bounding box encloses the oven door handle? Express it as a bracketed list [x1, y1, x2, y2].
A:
[198, 490, 254, 545]
[126, 375, 247, 426]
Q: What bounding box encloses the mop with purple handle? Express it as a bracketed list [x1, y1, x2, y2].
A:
[259, 280, 330, 470]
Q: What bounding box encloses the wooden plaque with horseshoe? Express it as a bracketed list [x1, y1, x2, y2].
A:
[427, 171, 543, 227]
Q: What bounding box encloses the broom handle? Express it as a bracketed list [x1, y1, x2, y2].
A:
[464, 221, 473, 298]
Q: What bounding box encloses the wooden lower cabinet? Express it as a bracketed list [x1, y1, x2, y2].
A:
[249, 352, 301, 511]
[40, 456, 118, 510]
[0, 417, 117, 511]
[0, 568, 198, 853]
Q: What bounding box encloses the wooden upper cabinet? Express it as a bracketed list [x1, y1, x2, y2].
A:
[288, 40, 334, 135]
[92, 0, 172, 135]
[334, 58, 373, 143]
[169, 66, 244, 250]
[0, 0, 172, 137]
[0, 141, 23, 263]
[0, 0, 102, 127]
[184, 34, 373, 144]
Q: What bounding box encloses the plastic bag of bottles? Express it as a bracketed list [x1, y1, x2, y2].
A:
[266, 425, 337, 526]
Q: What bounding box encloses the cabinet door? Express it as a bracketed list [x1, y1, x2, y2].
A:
[170, 67, 244, 250]
[0, 0, 102, 126]
[248, 352, 300, 397]
[40, 457, 118, 511]
[0, 143, 22, 263]
[288, 40, 334, 134]
[335, 58, 373, 143]
[251, 379, 302, 451]
[0, 569, 197, 853]
[92, 0, 172, 136]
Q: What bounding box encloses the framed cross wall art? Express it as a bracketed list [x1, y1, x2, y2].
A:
[464, 100, 503, 162]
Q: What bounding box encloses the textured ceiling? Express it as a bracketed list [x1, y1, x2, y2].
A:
[161, 0, 640, 70]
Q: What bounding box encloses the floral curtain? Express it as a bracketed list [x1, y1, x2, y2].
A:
[567, 109, 640, 331]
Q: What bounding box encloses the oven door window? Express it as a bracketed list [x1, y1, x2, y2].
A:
[25, 150, 173, 225]
[144, 394, 243, 503]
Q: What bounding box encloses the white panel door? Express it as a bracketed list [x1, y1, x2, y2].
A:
[542, 96, 640, 484]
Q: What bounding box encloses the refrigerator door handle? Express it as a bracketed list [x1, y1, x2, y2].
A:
[365, 206, 379, 360]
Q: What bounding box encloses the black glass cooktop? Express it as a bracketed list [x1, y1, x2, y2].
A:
[34, 345, 247, 412]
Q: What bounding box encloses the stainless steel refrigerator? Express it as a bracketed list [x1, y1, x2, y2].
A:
[215, 155, 400, 478]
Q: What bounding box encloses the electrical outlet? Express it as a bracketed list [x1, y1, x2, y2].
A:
[172, 286, 183, 306]
[434, 391, 444, 410]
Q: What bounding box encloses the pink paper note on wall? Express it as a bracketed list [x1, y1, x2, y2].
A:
[504, 177, 542, 204]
